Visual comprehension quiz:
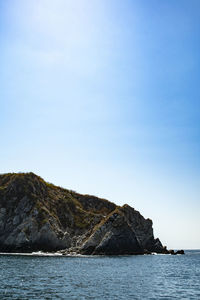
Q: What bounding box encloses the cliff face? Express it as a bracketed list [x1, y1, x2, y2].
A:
[0, 172, 165, 254]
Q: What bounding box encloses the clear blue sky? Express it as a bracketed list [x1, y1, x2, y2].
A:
[0, 0, 200, 249]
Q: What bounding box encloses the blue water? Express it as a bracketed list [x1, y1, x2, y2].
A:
[0, 250, 199, 299]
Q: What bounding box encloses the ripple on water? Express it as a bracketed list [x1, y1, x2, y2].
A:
[0, 251, 199, 299]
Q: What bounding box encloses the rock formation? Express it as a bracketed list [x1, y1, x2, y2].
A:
[0, 172, 181, 255]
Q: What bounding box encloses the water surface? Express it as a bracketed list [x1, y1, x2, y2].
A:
[0, 250, 199, 299]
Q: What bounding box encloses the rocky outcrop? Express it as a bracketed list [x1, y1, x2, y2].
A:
[168, 249, 185, 255]
[0, 172, 176, 255]
[79, 206, 162, 255]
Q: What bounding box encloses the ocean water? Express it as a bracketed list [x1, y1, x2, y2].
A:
[0, 250, 199, 299]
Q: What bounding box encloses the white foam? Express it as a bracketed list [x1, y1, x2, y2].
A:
[0, 251, 63, 256]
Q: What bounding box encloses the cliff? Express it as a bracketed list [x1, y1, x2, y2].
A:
[0, 172, 167, 255]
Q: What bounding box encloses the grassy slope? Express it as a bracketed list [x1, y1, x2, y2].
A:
[0, 172, 117, 233]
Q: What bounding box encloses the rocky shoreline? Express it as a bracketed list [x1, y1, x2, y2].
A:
[0, 173, 184, 255]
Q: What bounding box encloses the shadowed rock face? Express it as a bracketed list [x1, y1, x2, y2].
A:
[0, 172, 166, 255]
[80, 211, 143, 255]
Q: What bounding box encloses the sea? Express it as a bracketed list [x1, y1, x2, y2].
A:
[0, 250, 199, 299]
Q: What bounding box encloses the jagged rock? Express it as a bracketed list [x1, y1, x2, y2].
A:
[176, 250, 184, 254]
[168, 249, 185, 255]
[0, 172, 171, 255]
[80, 210, 143, 255]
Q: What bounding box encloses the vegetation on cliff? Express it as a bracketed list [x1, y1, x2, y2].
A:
[0, 172, 168, 254]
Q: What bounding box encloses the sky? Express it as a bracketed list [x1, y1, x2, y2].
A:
[0, 0, 200, 249]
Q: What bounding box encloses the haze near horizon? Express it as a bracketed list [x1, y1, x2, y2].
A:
[0, 0, 200, 249]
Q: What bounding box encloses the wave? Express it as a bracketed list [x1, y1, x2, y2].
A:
[0, 251, 63, 257]
[0, 251, 95, 257]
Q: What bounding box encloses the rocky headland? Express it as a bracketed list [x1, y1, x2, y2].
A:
[0, 172, 184, 255]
